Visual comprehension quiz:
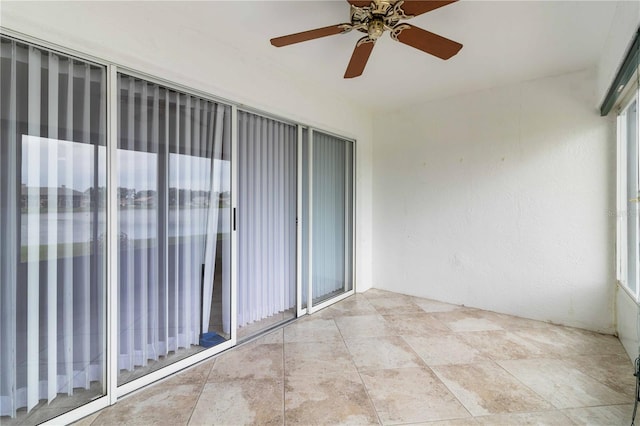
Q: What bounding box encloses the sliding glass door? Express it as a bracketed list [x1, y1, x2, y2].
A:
[237, 111, 297, 338]
[116, 74, 232, 385]
[0, 36, 107, 423]
[0, 33, 356, 425]
[306, 130, 354, 309]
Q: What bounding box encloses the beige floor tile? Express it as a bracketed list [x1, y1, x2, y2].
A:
[404, 334, 489, 366]
[45, 292, 637, 426]
[344, 335, 425, 371]
[511, 326, 626, 358]
[210, 343, 283, 381]
[368, 296, 426, 315]
[498, 358, 630, 409]
[189, 379, 283, 425]
[363, 289, 412, 300]
[284, 340, 357, 376]
[432, 361, 553, 416]
[284, 316, 342, 343]
[361, 367, 470, 424]
[413, 419, 479, 426]
[315, 297, 379, 318]
[335, 314, 396, 338]
[482, 312, 555, 331]
[457, 330, 545, 360]
[166, 359, 215, 386]
[562, 404, 633, 425]
[92, 383, 202, 426]
[562, 354, 635, 397]
[71, 411, 101, 426]
[565, 328, 628, 356]
[383, 313, 452, 336]
[252, 328, 284, 345]
[430, 310, 504, 332]
[413, 298, 469, 313]
[285, 371, 379, 425]
[474, 410, 575, 425]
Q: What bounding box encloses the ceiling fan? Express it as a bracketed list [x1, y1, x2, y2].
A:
[270, 0, 463, 79]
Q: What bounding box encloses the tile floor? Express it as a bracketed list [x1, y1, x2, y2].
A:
[74, 289, 636, 425]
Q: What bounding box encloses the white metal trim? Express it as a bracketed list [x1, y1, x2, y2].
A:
[115, 67, 235, 111]
[0, 28, 110, 67]
[237, 106, 300, 128]
[344, 140, 350, 293]
[296, 125, 304, 317]
[352, 139, 357, 293]
[307, 129, 314, 312]
[107, 64, 119, 406]
[231, 105, 239, 345]
[40, 396, 111, 425]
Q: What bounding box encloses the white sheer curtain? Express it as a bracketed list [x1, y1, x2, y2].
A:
[311, 131, 353, 302]
[0, 37, 106, 418]
[117, 75, 230, 377]
[237, 111, 297, 328]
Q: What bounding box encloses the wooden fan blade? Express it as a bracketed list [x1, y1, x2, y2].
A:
[271, 24, 350, 47]
[400, 0, 458, 17]
[347, 0, 372, 7]
[395, 24, 462, 59]
[344, 38, 376, 78]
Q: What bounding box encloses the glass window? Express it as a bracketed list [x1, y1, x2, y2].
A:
[0, 36, 107, 422]
[308, 131, 354, 306]
[116, 75, 232, 384]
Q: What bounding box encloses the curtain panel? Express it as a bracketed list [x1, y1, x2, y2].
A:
[237, 111, 297, 328]
[0, 37, 107, 417]
[311, 131, 354, 304]
[117, 74, 231, 379]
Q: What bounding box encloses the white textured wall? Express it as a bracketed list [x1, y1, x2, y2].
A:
[373, 69, 616, 333]
[0, 1, 374, 292]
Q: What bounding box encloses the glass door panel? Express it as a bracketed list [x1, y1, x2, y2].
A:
[116, 74, 231, 385]
[0, 36, 107, 423]
[307, 131, 354, 308]
[237, 111, 297, 339]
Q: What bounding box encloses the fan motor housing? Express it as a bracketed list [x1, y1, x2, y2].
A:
[351, 0, 405, 35]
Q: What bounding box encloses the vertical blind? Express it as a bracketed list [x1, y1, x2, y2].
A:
[237, 111, 297, 327]
[311, 131, 354, 303]
[117, 74, 231, 378]
[0, 37, 106, 417]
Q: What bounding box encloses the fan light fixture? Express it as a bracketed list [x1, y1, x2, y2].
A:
[270, 0, 463, 78]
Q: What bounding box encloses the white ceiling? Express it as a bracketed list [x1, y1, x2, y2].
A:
[202, 0, 618, 111]
[3, 1, 618, 112]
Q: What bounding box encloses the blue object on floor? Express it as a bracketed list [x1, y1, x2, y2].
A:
[199, 332, 226, 348]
